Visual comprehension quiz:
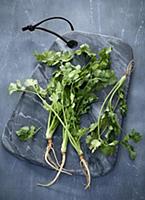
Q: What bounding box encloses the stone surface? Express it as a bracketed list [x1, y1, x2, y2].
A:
[0, 1, 145, 200]
[2, 31, 133, 177]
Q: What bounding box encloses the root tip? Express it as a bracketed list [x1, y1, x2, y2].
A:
[80, 155, 91, 190]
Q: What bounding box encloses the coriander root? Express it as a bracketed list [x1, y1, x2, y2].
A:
[44, 139, 71, 175]
[80, 155, 91, 189]
[38, 129, 69, 187]
[38, 152, 66, 187]
[45, 109, 72, 174]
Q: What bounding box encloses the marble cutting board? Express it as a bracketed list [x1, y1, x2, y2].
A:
[2, 31, 133, 177]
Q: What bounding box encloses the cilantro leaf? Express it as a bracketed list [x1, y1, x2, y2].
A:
[34, 50, 73, 66]
[100, 142, 116, 156]
[75, 44, 96, 57]
[123, 129, 142, 143]
[9, 79, 47, 98]
[16, 126, 40, 141]
[121, 129, 142, 160]
[118, 89, 128, 116]
[8, 80, 25, 94]
[89, 139, 102, 153]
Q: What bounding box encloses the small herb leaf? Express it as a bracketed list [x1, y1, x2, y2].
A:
[16, 125, 40, 141]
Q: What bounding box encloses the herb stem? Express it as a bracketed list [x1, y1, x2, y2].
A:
[108, 75, 126, 108]
[46, 115, 59, 139]
[61, 128, 68, 153]
[17, 88, 69, 134]
[97, 81, 120, 138]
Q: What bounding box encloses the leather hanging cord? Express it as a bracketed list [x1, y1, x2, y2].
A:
[28, 16, 74, 31]
[22, 16, 78, 48]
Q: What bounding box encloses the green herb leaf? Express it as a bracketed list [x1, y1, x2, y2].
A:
[100, 142, 116, 156]
[75, 44, 96, 57]
[16, 125, 40, 141]
[121, 141, 137, 160]
[118, 89, 128, 116]
[89, 139, 101, 153]
[123, 129, 142, 143]
[34, 50, 73, 66]
[121, 129, 142, 160]
[8, 80, 25, 94]
[128, 129, 142, 143]
[24, 79, 38, 88]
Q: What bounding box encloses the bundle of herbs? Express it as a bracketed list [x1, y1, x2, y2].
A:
[9, 44, 142, 189]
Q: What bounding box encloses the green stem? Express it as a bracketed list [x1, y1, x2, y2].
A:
[46, 115, 59, 139]
[46, 110, 52, 139]
[60, 90, 69, 154]
[18, 88, 69, 134]
[20, 88, 83, 155]
[62, 90, 83, 156]
[61, 128, 68, 153]
[39, 95, 65, 128]
[48, 110, 52, 131]
[97, 81, 120, 139]
[113, 97, 120, 111]
[98, 75, 127, 138]
[99, 96, 120, 137]
[108, 75, 126, 109]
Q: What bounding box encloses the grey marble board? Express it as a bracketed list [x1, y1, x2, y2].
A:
[2, 31, 133, 177]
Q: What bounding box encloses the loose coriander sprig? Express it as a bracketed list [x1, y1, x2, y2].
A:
[16, 126, 41, 141]
[86, 60, 142, 158]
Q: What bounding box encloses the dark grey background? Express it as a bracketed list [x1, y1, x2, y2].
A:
[0, 0, 145, 199]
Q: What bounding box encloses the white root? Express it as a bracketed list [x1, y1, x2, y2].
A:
[45, 145, 71, 176]
[38, 153, 66, 187]
[80, 155, 91, 189]
[51, 147, 74, 173]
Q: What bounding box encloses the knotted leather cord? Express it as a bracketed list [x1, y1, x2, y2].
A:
[22, 16, 78, 48]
